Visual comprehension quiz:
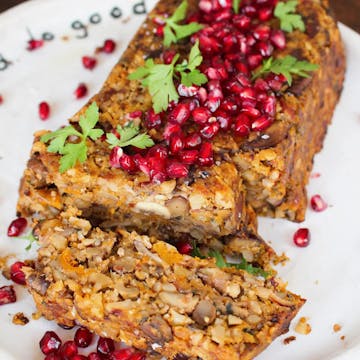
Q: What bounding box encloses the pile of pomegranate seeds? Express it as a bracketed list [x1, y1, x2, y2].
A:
[310, 194, 328, 212]
[0, 285, 17, 306]
[7, 217, 27, 237]
[293, 228, 311, 248]
[111, 0, 288, 183]
[39, 328, 145, 359]
[39, 101, 51, 120]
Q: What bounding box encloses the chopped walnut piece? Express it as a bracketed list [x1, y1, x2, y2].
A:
[295, 317, 312, 335]
[283, 336, 296, 345]
[12, 312, 29, 326]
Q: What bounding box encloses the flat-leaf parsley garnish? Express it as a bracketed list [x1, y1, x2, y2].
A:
[41, 102, 104, 173]
[129, 41, 207, 113]
[162, 0, 204, 47]
[106, 122, 154, 149]
[252, 55, 319, 85]
[274, 0, 305, 33]
[232, 0, 242, 14]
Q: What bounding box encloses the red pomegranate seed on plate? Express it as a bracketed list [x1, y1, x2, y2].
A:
[110, 348, 134, 360]
[39, 101, 51, 120]
[197, 142, 214, 166]
[100, 39, 116, 53]
[0, 95, 3, 104]
[251, 115, 273, 131]
[27, 39, 44, 51]
[74, 327, 93, 348]
[293, 228, 311, 248]
[176, 241, 193, 255]
[39, 331, 62, 355]
[166, 162, 189, 179]
[59, 340, 78, 359]
[7, 217, 27, 237]
[109, 147, 124, 168]
[74, 83, 88, 99]
[0, 285, 16, 306]
[10, 261, 26, 285]
[82, 56, 97, 70]
[310, 195, 328, 212]
[178, 150, 199, 165]
[97, 337, 115, 355]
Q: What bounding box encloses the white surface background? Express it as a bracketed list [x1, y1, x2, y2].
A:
[0, 1, 359, 359]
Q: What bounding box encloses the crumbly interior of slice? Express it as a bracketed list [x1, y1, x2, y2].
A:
[26, 209, 304, 360]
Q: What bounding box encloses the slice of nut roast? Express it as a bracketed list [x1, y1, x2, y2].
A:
[25, 209, 304, 360]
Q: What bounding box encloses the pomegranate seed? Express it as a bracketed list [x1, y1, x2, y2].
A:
[241, 105, 261, 118]
[129, 110, 143, 119]
[197, 142, 214, 166]
[178, 84, 199, 97]
[234, 114, 251, 136]
[155, 25, 164, 37]
[184, 133, 202, 148]
[220, 98, 238, 114]
[110, 348, 134, 360]
[200, 122, 220, 139]
[40, 331, 62, 355]
[293, 228, 311, 248]
[192, 107, 211, 125]
[197, 87, 208, 104]
[147, 145, 168, 159]
[258, 6, 273, 21]
[251, 115, 273, 131]
[166, 162, 189, 179]
[236, 74, 251, 87]
[44, 354, 61, 360]
[88, 353, 103, 360]
[254, 78, 270, 91]
[205, 96, 221, 112]
[129, 353, 146, 360]
[242, 5, 257, 17]
[178, 150, 199, 165]
[109, 147, 124, 168]
[97, 337, 115, 355]
[39, 101, 51, 121]
[71, 356, 87, 360]
[270, 30, 286, 50]
[257, 41, 274, 57]
[163, 123, 181, 140]
[168, 103, 191, 125]
[82, 56, 97, 70]
[10, 261, 26, 285]
[216, 111, 232, 130]
[100, 39, 116, 53]
[261, 95, 277, 116]
[74, 327, 93, 348]
[59, 341, 78, 360]
[169, 134, 184, 154]
[205, 67, 222, 80]
[7, 217, 27, 237]
[0, 286, 16, 306]
[253, 25, 271, 41]
[133, 155, 150, 175]
[162, 49, 177, 64]
[27, 39, 44, 51]
[233, 15, 251, 30]
[199, 0, 213, 13]
[198, 35, 221, 54]
[238, 87, 256, 100]
[176, 241, 193, 255]
[0, 95, 3, 105]
[74, 83, 88, 99]
[247, 54, 263, 70]
[310, 195, 328, 212]
[144, 109, 162, 129]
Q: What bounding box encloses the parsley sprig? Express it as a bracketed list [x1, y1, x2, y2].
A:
[162, 0, 203, 47]
[233, 0, 242, 14]
[106, 122, 154, 149]
[274, 0, 305, 33]
[16, 232, 38, 251]
[41, 102, 104, 173]
[129, 41, 207, 113]
[252, 55, 319, 85]
[192, 243, 268, 278]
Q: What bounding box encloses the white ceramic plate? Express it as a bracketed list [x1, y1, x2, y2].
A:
[0, 1, 359, 359]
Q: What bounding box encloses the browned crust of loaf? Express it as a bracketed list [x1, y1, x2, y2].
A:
[17, 0, 345, 226]
[26, 213, 304, 360]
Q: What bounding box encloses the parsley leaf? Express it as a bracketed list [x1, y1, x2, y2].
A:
[129, 41, 207, 113]
[16, 232, 38, 251]
[233, 0, 242, 14]
[274, 0, 305, 32]
[163, 0, 204, 47]
[106, 122, 154, 149]
[192, 245, 268, 278]
[252, 55, 319, 85]
[41, 102, 104, 173]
